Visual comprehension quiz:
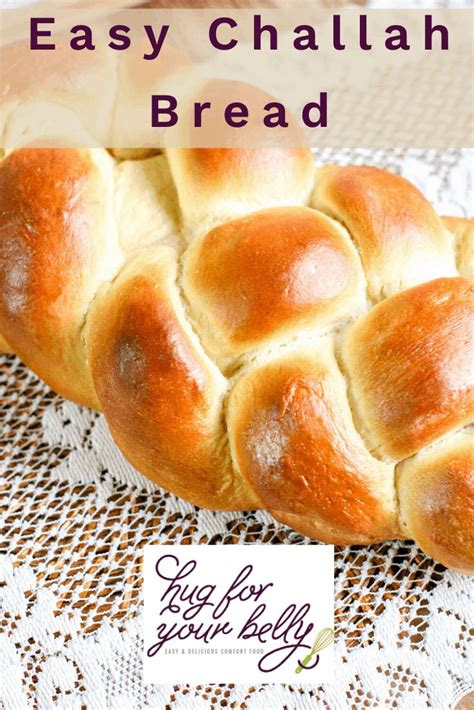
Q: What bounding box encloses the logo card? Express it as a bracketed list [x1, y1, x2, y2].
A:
[143, 544, 334, 684]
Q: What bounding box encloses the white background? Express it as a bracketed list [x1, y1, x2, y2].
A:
[143, 545, 334, 684]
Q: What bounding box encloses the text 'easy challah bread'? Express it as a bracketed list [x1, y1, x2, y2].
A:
[0, 146, 472, 573]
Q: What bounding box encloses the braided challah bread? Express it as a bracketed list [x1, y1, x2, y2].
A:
[0, 147, 472, 573]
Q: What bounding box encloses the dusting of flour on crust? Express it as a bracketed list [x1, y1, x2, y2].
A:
[246, 410, 289, 473]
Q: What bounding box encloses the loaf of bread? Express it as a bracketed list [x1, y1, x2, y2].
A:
[0, 147, 472, 573]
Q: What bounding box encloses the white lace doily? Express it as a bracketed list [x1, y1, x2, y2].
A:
[1, 148, 473, 710]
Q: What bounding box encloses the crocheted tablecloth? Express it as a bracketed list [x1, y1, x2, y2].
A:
[1, 148, 473, 710]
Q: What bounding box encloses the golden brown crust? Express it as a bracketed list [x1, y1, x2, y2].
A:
[0, 148, 472, 572]
[227, 342, 400, 544]
[88, 247, 258, 511]
[0, 332, 13, 353]
[0, 148, 122, 408]
[397, 432, 474, 573]
[442, 215, 474, 280]
[167, 145, 315, 239]
[343, 277, 474, 460]
[183, 206, 365, 360]
[312, 165, 456, 300]
[180, 146, 312, 187]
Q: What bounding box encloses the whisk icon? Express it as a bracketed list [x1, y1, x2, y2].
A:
[295, 627, 334, 673]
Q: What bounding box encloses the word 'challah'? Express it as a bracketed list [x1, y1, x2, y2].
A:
[0, 147, 472, 573]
